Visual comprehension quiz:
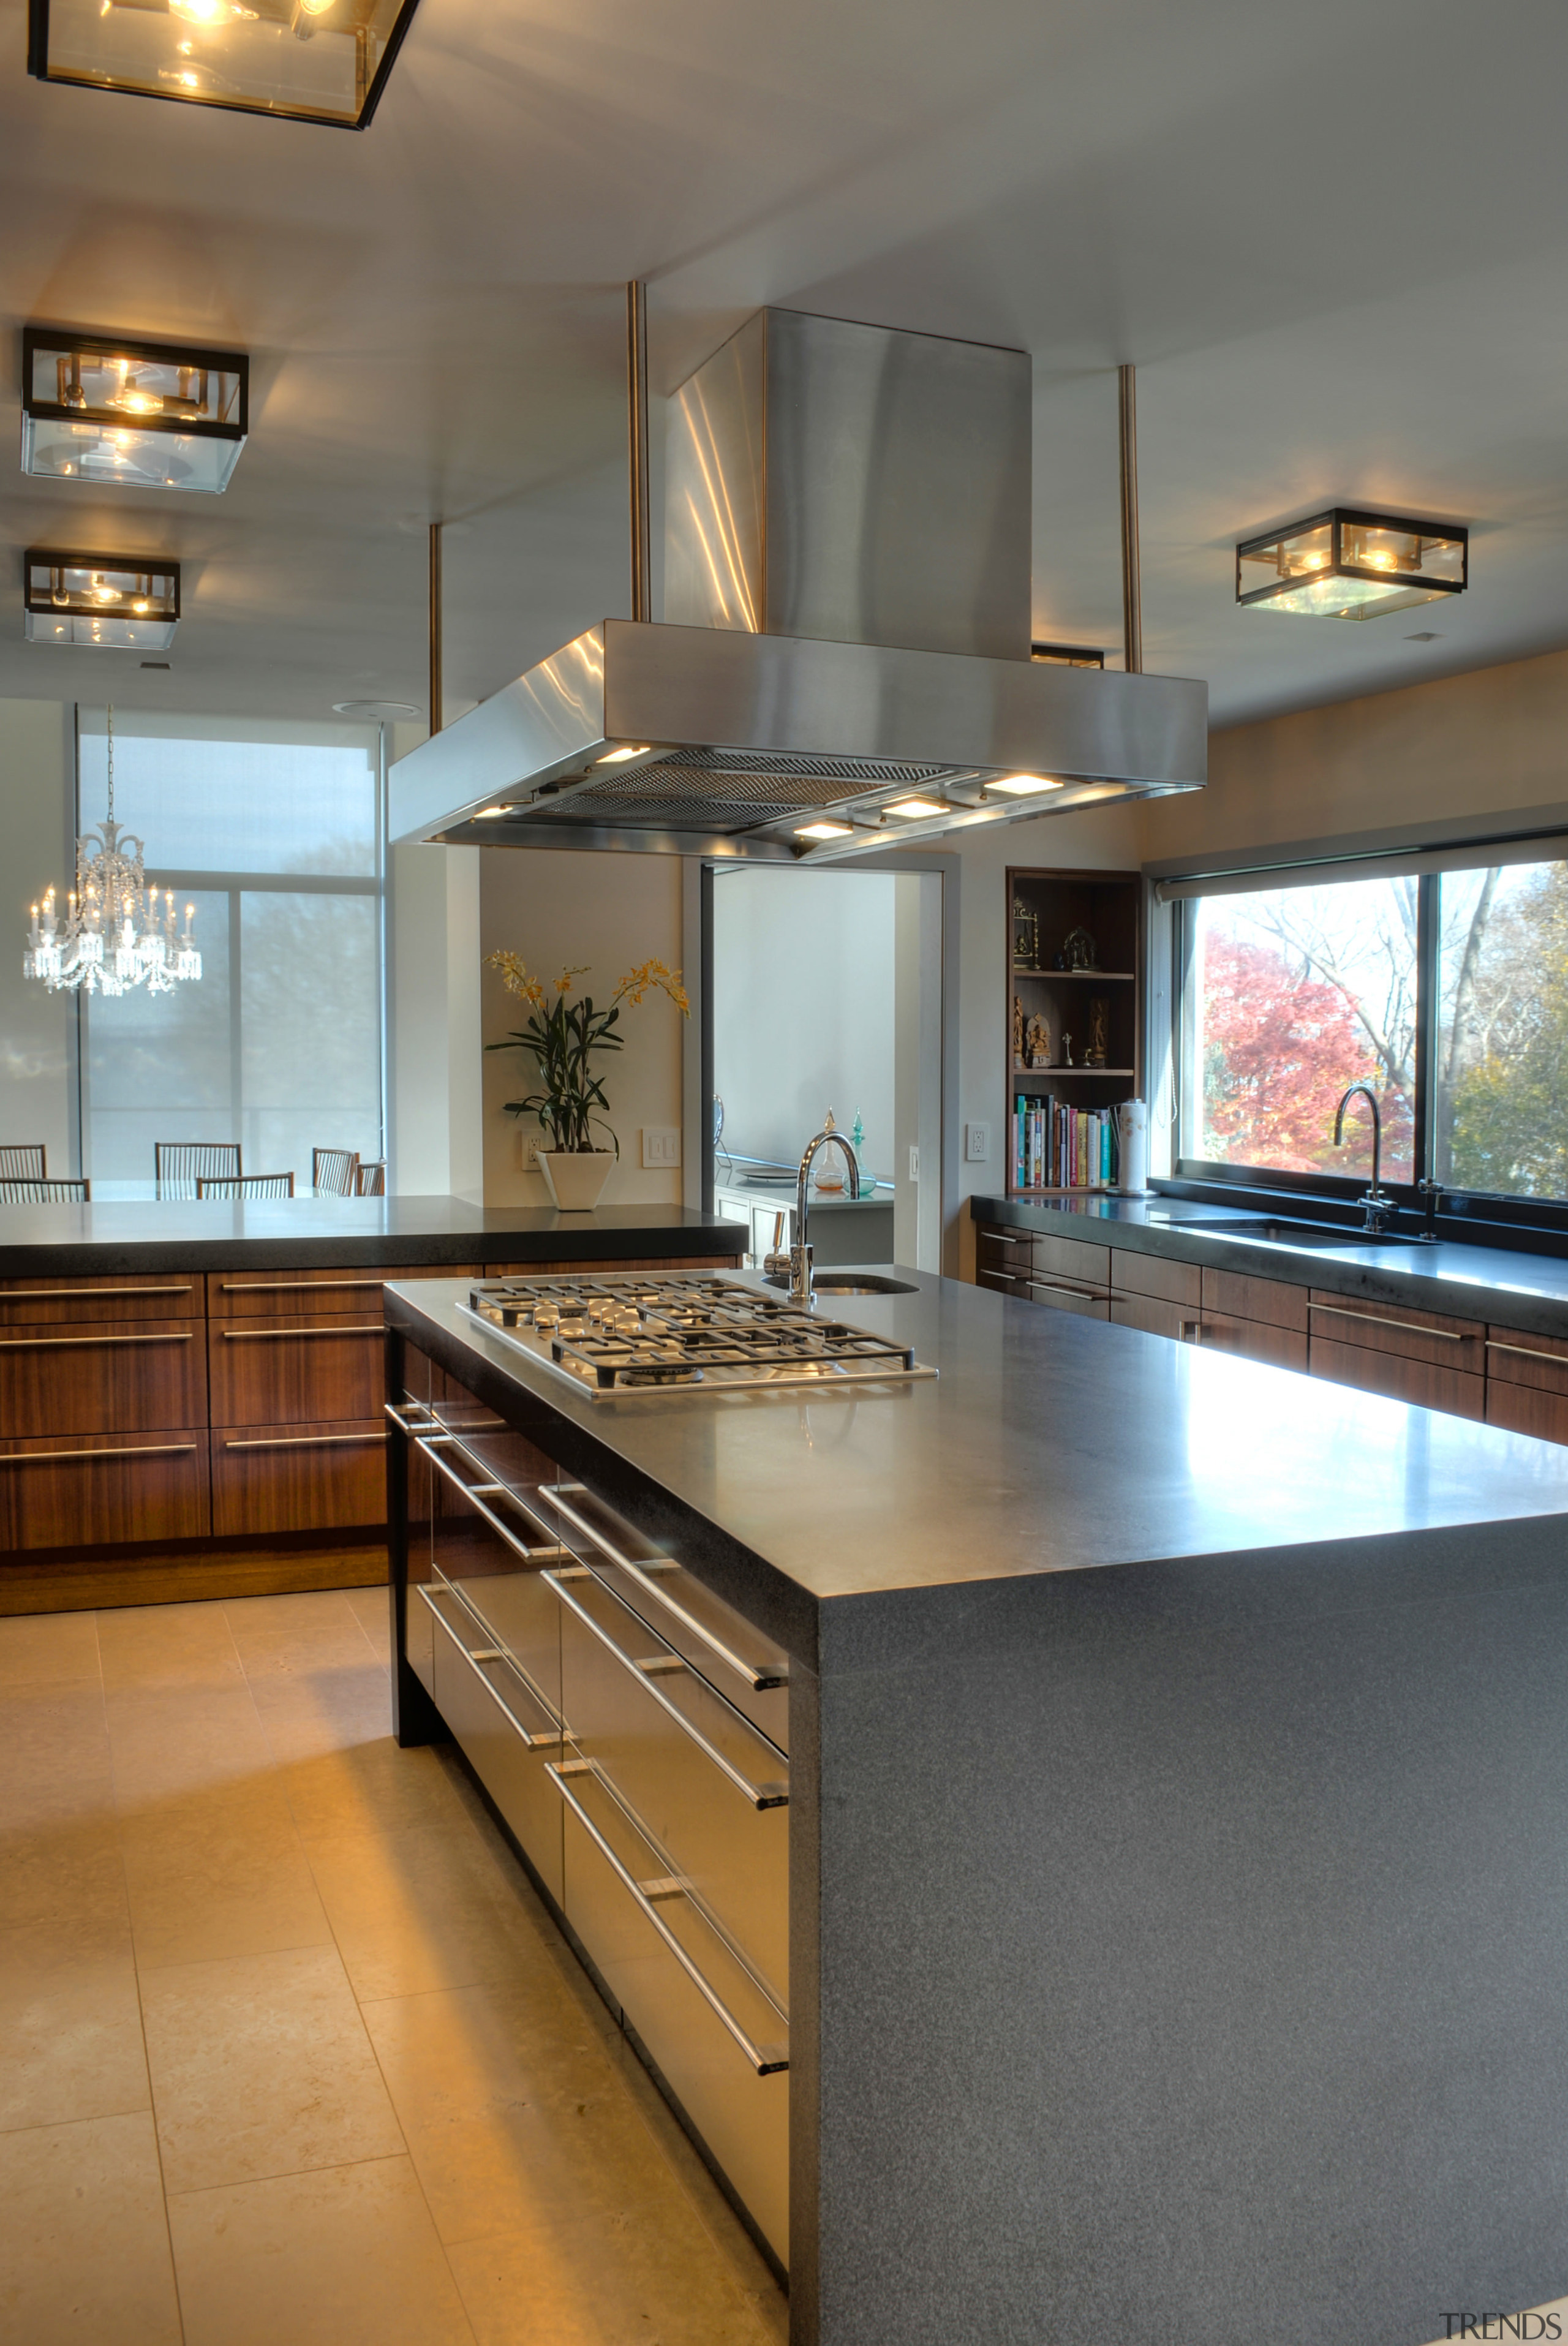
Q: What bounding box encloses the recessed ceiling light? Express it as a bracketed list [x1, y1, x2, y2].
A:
[1236, 507, 1468, 620]
[883, 796, 947, 819]
[596, 745, 651, 763]
[987, 775, 1065, 797]
[333, 700, 421, 719]
[795, 820, 855, 839]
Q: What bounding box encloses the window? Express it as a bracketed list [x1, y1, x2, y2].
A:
[75, 711, 383, 1194]
[1175, 845, 1568, 1218]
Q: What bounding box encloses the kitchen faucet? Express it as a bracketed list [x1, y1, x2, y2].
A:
[1333, 1084, 1394, 1235]
[764, 1119, 860, 1301]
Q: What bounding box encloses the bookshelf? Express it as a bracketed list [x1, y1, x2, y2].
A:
[1006, 864, 1143, 1196]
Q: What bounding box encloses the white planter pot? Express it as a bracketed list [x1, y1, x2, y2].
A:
[536, 1150, 614, 1211]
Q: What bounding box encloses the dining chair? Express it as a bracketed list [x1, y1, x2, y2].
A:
[0, 1144, 47, 1180]
[195, 1172, 295, 1199]
[155, 1142, 242, 1199]
[353, 1160, 386, 1196]
[312, 1147, 360, 1197]
[0, 1176, 90, 1202]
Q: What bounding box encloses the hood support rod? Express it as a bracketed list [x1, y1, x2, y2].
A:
[628, 281, 651, 623]
[428, 520, 443, 734]
[1118, 363, 1142, 675]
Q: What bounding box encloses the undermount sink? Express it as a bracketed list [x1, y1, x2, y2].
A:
[810, 1273, 918, 1297]
[1191, 1218, 1421, 1250]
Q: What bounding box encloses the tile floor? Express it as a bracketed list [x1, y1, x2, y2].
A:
[0, 1587, 790, 2346]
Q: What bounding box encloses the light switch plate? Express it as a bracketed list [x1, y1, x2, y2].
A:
[641, 1127, 682, 1168]
[965, 1122, 991, 1163]
[908, 1145, 920, 1181]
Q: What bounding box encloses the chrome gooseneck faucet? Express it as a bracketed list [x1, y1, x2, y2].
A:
[765, 1115, 861, 1302]
[1333, 1084, 1394, 1236]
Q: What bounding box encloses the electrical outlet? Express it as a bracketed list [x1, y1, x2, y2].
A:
[519, 1130, 541, 1169]
[908, 1145, 920, 1182]
[641, 1126, 682, 1169]
[965, 1122, 991, 1163]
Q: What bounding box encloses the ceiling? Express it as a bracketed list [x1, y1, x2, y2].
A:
[4, 0, 1568, 733]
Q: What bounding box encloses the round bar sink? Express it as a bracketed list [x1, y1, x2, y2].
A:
[811, 1273, 918, 1297]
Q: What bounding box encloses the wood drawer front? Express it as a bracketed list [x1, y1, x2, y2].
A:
[487, 1254, 744, 1275]
[212, 1418, 388, 1536]
[1198, 1314, 1308, 1373]
[976, 1226, 1035, 1274]
[1310, 1335, 1484, 1420]
[208, 1315, 385, 1428]
[1036, 1233, 1110, 1286]
[0, 1318, 207, 1438]
[1019, 1276, 1109, 1321]
[976, 1265, 1027, 1300]
[1200, 1267, 1309, 1332]
[1111, 1249, 1201, 1308]
[1306, 1291, 1484, 1373]
[208, 1265, 478, 1321]
[1112, 1292, 1199, 1343]
[0, 1431, 209, 1552]
[1485, 1379, 1568, 1445]
[0, 1275, 202, 1327]
[1484, 1325, 1568, 1396]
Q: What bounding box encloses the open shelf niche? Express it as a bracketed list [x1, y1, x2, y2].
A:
[1006, 864, 1144, 1195]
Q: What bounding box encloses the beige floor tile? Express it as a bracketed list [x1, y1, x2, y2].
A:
[301, 1818, 545, 2002]
[2, 1816, 130, 1929]
[99, 1598, 244, 1692]
[225, 1588, 375, 1679]
[168, 2154, 476, 2346]
[0, 2110, 182, 2344]
[2, 1680, 115, 1830]
[0, 1608, 99, 1689]
[0, 1914, 149, 2134]
[249, 1661, 398, 1762]
[141, 1940, 405, 2193]
[119, 1782, 333, 1967]
[343, 1582, 393, 1659]
[104, 1681, 273, 1804]
[275, 1737, 469, 1840]
[447, 2207, 782, 2346]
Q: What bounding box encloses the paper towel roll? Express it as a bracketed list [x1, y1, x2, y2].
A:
[1115, 1098, 1149, 1196]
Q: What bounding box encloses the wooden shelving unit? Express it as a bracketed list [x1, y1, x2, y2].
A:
[1006, 864, 1143, 1197]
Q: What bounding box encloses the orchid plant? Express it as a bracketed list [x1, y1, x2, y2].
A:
[485, 952, 690, 1156]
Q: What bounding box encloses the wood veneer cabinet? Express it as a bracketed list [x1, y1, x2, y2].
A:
[1306, 1290, 1485, 1419]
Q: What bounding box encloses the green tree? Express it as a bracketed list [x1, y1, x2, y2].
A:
[1447, 862, 1568, 1198]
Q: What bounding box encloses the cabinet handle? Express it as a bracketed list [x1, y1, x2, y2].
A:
[0, 1284, 192, 1301]
[1179, 1321, 1206, 1341]
[221, 1324, 383, 1340]
[221, 1279, 385, 1292]
[383, 1400, 440, 1436]
[1023, 1275, 1111, 1302]
[0, 1441, 198, 1466]
[417, 1584, 562, 1749]
[548, 1483, 787, 1692]
[0, 1330, 193, 1349]
[415, 1436, 569, 1564]
[981, 1229, 1031, 1245]
[224, 1432, 387, 1452]
[548, 1760, 788, 2076]
[1485, 1339, 1568, 1368]
[543, 1569, 786, 1808]
[1307, 1302, 1466, 1343]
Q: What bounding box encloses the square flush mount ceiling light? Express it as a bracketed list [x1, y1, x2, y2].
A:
[24, 548, 179, 649]
[28, 0, 419, 126]
[21, 329, 247, 492]
[1236, 507, 1468, 620]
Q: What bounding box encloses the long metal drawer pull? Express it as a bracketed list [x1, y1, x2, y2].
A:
[2, 1284, 192, 1301]
[222, 1278, 385, 1292]
[542, 1569, 786, 1809]
[982, 1229, 1031, 1245]
[416, 1436, 569, 1566]
[224, 1432, 387, 1452]
[548, 1485, 786, 1692]
[0, 1330, 193, 1350]
[417, 1585, 562, 1750]
[1486, 1339, 1568, 1368]
[1024, 1275, 1111, 1302]
[547, 1760, 788, 2076]
[1307, 1302, 1466, 1343]
[0, 1442, 197, 1466]
[222, 1324, 383, 1340]
[383, 1400, 443, 1436]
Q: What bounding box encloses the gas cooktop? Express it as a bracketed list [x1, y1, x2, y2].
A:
[458, 1273, 936, 1400]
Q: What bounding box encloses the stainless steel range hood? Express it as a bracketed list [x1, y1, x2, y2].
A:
[390, 309, 1206, 861]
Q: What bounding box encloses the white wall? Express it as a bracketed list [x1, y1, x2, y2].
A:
[0, 700, 75, 1172]
[386, 840, 483, 1200]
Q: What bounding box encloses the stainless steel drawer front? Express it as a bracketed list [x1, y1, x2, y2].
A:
[418, 1435, 571, 1564]
[418, 1585, 562, 1751]
[428, 1585, 565, 1908]
[549, 1483, 786, 1694]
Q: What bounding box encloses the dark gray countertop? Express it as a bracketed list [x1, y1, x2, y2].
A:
[971, 1191, 1568, 1338]
[386, 1267, 1568, 1656]
[0, 1197, 747, 1278]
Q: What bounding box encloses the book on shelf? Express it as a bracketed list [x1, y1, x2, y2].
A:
[1011, 1094, 1121, 1193]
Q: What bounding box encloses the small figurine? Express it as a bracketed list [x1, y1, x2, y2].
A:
[1063, 925, 1099, 972]
[1012, 994, 1026, 1066]
[1061, 1032, 1074, 1068]
[1025, 1011, 1052, 1069]
[1086, 997, 1109, 1068]
[1012, 896, 1040, 970]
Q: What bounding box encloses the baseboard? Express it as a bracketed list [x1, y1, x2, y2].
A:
[0, 1530, 388, 1615]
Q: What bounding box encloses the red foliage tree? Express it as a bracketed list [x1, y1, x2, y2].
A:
[1200, 932, 1381, 1172]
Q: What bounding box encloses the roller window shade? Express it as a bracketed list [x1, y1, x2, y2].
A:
[1154, 831, 1568, 903]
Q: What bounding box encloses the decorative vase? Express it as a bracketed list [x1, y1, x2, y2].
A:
[536, 1150, 614, 1211]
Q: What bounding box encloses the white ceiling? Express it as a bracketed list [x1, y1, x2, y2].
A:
[4, 0, 1568, 731]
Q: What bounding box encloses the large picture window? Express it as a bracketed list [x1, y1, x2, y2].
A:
[1175, 846, 1568, 1215]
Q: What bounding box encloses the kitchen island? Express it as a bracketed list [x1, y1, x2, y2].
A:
[385, 1262, 1568, 2346]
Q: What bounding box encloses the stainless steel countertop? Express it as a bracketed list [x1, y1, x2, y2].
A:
[387, 1267, 1568, 1618]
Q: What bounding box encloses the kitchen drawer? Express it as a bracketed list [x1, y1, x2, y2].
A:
[551, 1564, 788, 1999]
[1306, 1291, 1484, 1374]
[208, 1313, 385, 1427]
[1112, 1248, 1202, 1309]
[426, 1435, 570, 1717]
[1196, 1313, 1308, 1373]
[976, 1265, 1027, 1302]
[1111, 1292, 1199, 1343]
[976, 1226, 1035, 1278]
[0, 1430, 209, 1551]
[0, 1274, 202, 1327]
[206, 1265, 477, 1321]
[1038, 1232, 1111, 1286]
[552, 1753, 789, 2264]
[1309, 1335, 1484, 1420]
[1200, 1267, 1309, 1332]
[548, 1480, 789, 1754]
[211, 1419, 389, 1536]
[428, 1580, 565, 1907]
[1485, 1379, 1568, 1445]
[1019, 1274, 1109, 1321]
[0, 1317, 206, 1438]
[1484, 1324, 1568, 1397]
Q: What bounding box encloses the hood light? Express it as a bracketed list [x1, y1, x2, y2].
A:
[473, 805, 510, 820]
[796, 820, 855, 840]
[596, 745, 650, 764]
[882, 796, 947, 819]
[987, 774, 1063, 797]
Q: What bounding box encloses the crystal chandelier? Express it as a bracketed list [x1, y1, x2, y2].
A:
[24, 707, 201, 995]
